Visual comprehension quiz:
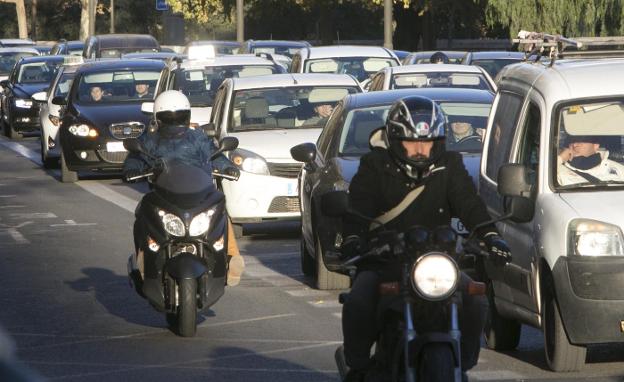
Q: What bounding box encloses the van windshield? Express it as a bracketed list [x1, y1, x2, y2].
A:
[555, 100, 624, 189]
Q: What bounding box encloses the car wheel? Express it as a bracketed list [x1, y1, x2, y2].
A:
[40, 137, 57, 169]
[7, 119, 22, 140]
[61, 151, 78, 183]
[315, 234, 349, 290]
[300, 232, 314, 277]
[484, 283, 521, 350]
[543, 292, 586, 371]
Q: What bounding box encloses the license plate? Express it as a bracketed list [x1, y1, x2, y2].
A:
[451, 218, 469, 235]
[106, 141, 126, 152]
[286, 181, 298, 196]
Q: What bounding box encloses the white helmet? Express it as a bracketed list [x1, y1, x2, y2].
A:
[153, 90, 191, 138]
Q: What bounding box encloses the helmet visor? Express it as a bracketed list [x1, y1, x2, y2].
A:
[156, 110, 191, 127]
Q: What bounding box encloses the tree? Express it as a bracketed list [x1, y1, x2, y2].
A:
[166, 0, 233, 24]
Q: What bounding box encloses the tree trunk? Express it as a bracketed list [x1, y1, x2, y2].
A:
[79, 0, 89, 41]
[30, 0, 36, 41]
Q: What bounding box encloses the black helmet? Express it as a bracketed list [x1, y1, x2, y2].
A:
[385, 96, 447, 177]
[430, 51, 450, 64]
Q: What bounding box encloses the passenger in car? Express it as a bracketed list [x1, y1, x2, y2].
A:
[90, 85, 104, 102]
[448, 121, 482, 150]
[135, 81, 151, 99]
[557, 135, 624, 185]
[303, 102, 333, 126]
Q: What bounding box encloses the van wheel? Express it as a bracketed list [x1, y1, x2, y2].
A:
[543, 293, 586, 371]
[484, 283, 521, 350]
[315, 234, 349, 290]
[300, 233, 314, 276]
[61, 152, 78, 183]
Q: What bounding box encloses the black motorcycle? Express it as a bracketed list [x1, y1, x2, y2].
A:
[321, 191, 517, 382]
[123, 136, 239, 337]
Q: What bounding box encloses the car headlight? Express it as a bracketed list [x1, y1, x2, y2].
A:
[160, 212, 185, 237]
[68, 123, 98, 137]
[189, 209, 215, 236]
[15, 98, 32, 108]
[410, 252, 459, 301]
[230, 148, 269, 175]
[569, 219, 624, 256]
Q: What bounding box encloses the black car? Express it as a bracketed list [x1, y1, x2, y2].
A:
[57, 59, 166, 182]
[50, 40, 85, 56]
[1, 55, 65, 139]
[240, 40, 311, 58]
[121, 52, 183, 62]
[461, 51, 526, 79]
[291, 87, 494, 289]
[83, 34, 160, 59]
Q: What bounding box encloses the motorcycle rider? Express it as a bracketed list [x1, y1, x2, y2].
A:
[123, 90, 245, 287]
[340, 96, 511, 381]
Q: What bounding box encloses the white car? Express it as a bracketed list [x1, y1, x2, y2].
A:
[290, 45, 400, 84]
[367, 63, 497, 93]
[208, 73, 362, 234]
[157, 55, 286, 127]
[31, 62, 81, 168]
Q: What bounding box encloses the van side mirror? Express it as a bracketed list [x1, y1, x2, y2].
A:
[321, 191, 350, 217]
[290, 142, 317, 163]
[51, 96, 66, 106]
[498, 164, 535, 223]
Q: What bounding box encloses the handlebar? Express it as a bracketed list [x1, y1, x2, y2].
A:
[126, 172, 154, 182]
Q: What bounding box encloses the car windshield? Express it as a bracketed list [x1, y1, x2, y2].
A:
[555, 100, 624, 189]
[305, 57, 397, 82]
[471, 59, 521, 78]
[68, 48, 83, 56]
[76, 69, 161, 104]
[100, 48, 158, 58]
[0, 52, 37, 76]
[230, 86, 358, 132]
[174, 65, 280, 107]
[16, 62, 60, 84]
[414, 56, 462, 64]
[251, 46, 302, 58]
[338, 101, 490, 157]
[54, 73, 75, 97]
[392, 72, 492, 91]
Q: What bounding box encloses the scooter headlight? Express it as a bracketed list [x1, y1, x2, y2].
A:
[189, 209, 215, 237]
[410, 252, 459, 301]
[161, 212, 185, 237]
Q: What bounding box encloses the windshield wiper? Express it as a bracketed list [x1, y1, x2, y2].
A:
[558, 180, 624, 189]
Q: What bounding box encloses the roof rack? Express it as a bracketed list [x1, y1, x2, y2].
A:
[514, 30, 624, 65]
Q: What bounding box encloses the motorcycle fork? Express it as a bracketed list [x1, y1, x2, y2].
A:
[449, 298, 462, 382]
[402, 263, 417, 382]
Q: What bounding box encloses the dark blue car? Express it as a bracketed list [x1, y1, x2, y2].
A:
[291, 87, 493, 289]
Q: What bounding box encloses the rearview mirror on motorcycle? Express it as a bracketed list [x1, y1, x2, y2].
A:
[209, 136, 239, 161]
[123, 138, 145, 154]
[140, 102, 154, 114]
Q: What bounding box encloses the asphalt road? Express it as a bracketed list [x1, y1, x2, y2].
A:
[2, 135, 624, 382]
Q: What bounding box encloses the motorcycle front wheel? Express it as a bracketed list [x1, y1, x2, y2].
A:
[168, 278, 198, 337]
[418, 342, 455, 382]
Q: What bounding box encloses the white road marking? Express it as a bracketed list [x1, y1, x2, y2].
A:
[308, 300, 342, 308]
[200, 313, 296, 328]
[467, 370, 526, 381]
[0, 138, 41, 164]
[76, 181, 138, 213]
[9, 212, 57, 219]
[0, 195, 16, 198]
[0, 205, 25, 209]
[0, 221, 33, 244]
[333, 312, 342, 319]
[50, 219, 97, 227]
[285, 288, 330, 297]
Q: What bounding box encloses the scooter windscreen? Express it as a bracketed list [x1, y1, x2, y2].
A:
[154, 161, 217, 208]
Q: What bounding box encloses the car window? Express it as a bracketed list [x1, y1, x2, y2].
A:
[554, 99, 624, 188]
[0, 52, 38, 76]
[441, 102, 491, 153]
[76, 70, 161, 104]
[392, 72, 492, 91]
[317, 102, 344, 158]
[228, 86, 359, 132]
[485, 92, 524, 181]
[338, 105, 388, 157]
[516, 102, 541, 192]
[17, 62, 59, 84]
[54, 73, 75, 98]
[305, 57, 398, 82]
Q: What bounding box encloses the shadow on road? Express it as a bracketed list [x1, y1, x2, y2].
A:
[66, 267, 213, 331]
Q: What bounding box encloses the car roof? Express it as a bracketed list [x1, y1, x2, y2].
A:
[175, 55, 277, 69]
[385, 63, 484, 74]
[65, 41, 85, 48]
[302, 45, 397, 60]
[0, 47, 39, 54]
[229, 73, 359, 90]
[498, 58, 624, 107]
[408, 51, 466, 58]
[76, 58, 166, 73]
[247, 40, 310, 48]
[466, 51, 525, 60]
[346, 87, 494, 109]
[0, 38, 34, 46]
[17, 55, 66, 64]
[122, 52, 180, 60]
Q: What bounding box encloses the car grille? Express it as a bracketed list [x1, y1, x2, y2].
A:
[97, 150, 128, 163]
[267, 162, 302, 178]
[267, 196, 300, 213]
[109, 122, 145, 140]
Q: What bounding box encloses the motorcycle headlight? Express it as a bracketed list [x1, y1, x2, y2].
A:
[189, 209, 215, 237]
[410, 252, 459, 301]
[15, 98, 32, 108]
[230, 148, 269, 175]
[569, 219, 624, 256]
[68, 123, 97, 137]
[161, 212, 185, 237]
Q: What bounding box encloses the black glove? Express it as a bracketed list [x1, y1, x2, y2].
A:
[223, 166, 240, 179]
[483, 233, 512, 265]
[340, 235, 363, 260]
[124, 169, 143, 183]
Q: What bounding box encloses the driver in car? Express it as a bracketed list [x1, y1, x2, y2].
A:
[303, 102, 334, 126]
[448, 121, 482, 150]
[557, 135, 624, 185]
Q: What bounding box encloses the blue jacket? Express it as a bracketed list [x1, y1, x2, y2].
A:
[123, 128, 233, 174]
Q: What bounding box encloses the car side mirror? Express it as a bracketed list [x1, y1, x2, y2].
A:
[290, 142, 317, 163]
[141, 102, 154, 114]
[201, 122, 216, 137]
[51, 96, 66, 106]
[123, 138, 144, 154]
[31, 91, 47, 103]
[219, 136, 238, 152]
[321, 191, 350, 217]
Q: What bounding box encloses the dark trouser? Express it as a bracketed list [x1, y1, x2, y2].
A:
[342, 271, 488, 371]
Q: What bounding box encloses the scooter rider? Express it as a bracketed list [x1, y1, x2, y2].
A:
[340, 95, 512, 381]
[123, 90, 245, 287]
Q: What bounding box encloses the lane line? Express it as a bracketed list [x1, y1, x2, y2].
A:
[199, 313, 296, 328]
[0, 138, 41, 165]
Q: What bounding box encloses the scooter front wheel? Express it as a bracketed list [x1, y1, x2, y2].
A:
[169, 278, 198, 337]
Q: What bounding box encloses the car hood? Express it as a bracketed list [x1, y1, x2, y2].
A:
[560, 191, 624, 227]
[13, 83, 48, 98]
[230, 128, 322, 161]
[75, 103, 151, 129]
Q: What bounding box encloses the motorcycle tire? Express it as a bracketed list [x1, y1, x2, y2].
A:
[418, 343, 455, 382]
[173, 278, 198, 337]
